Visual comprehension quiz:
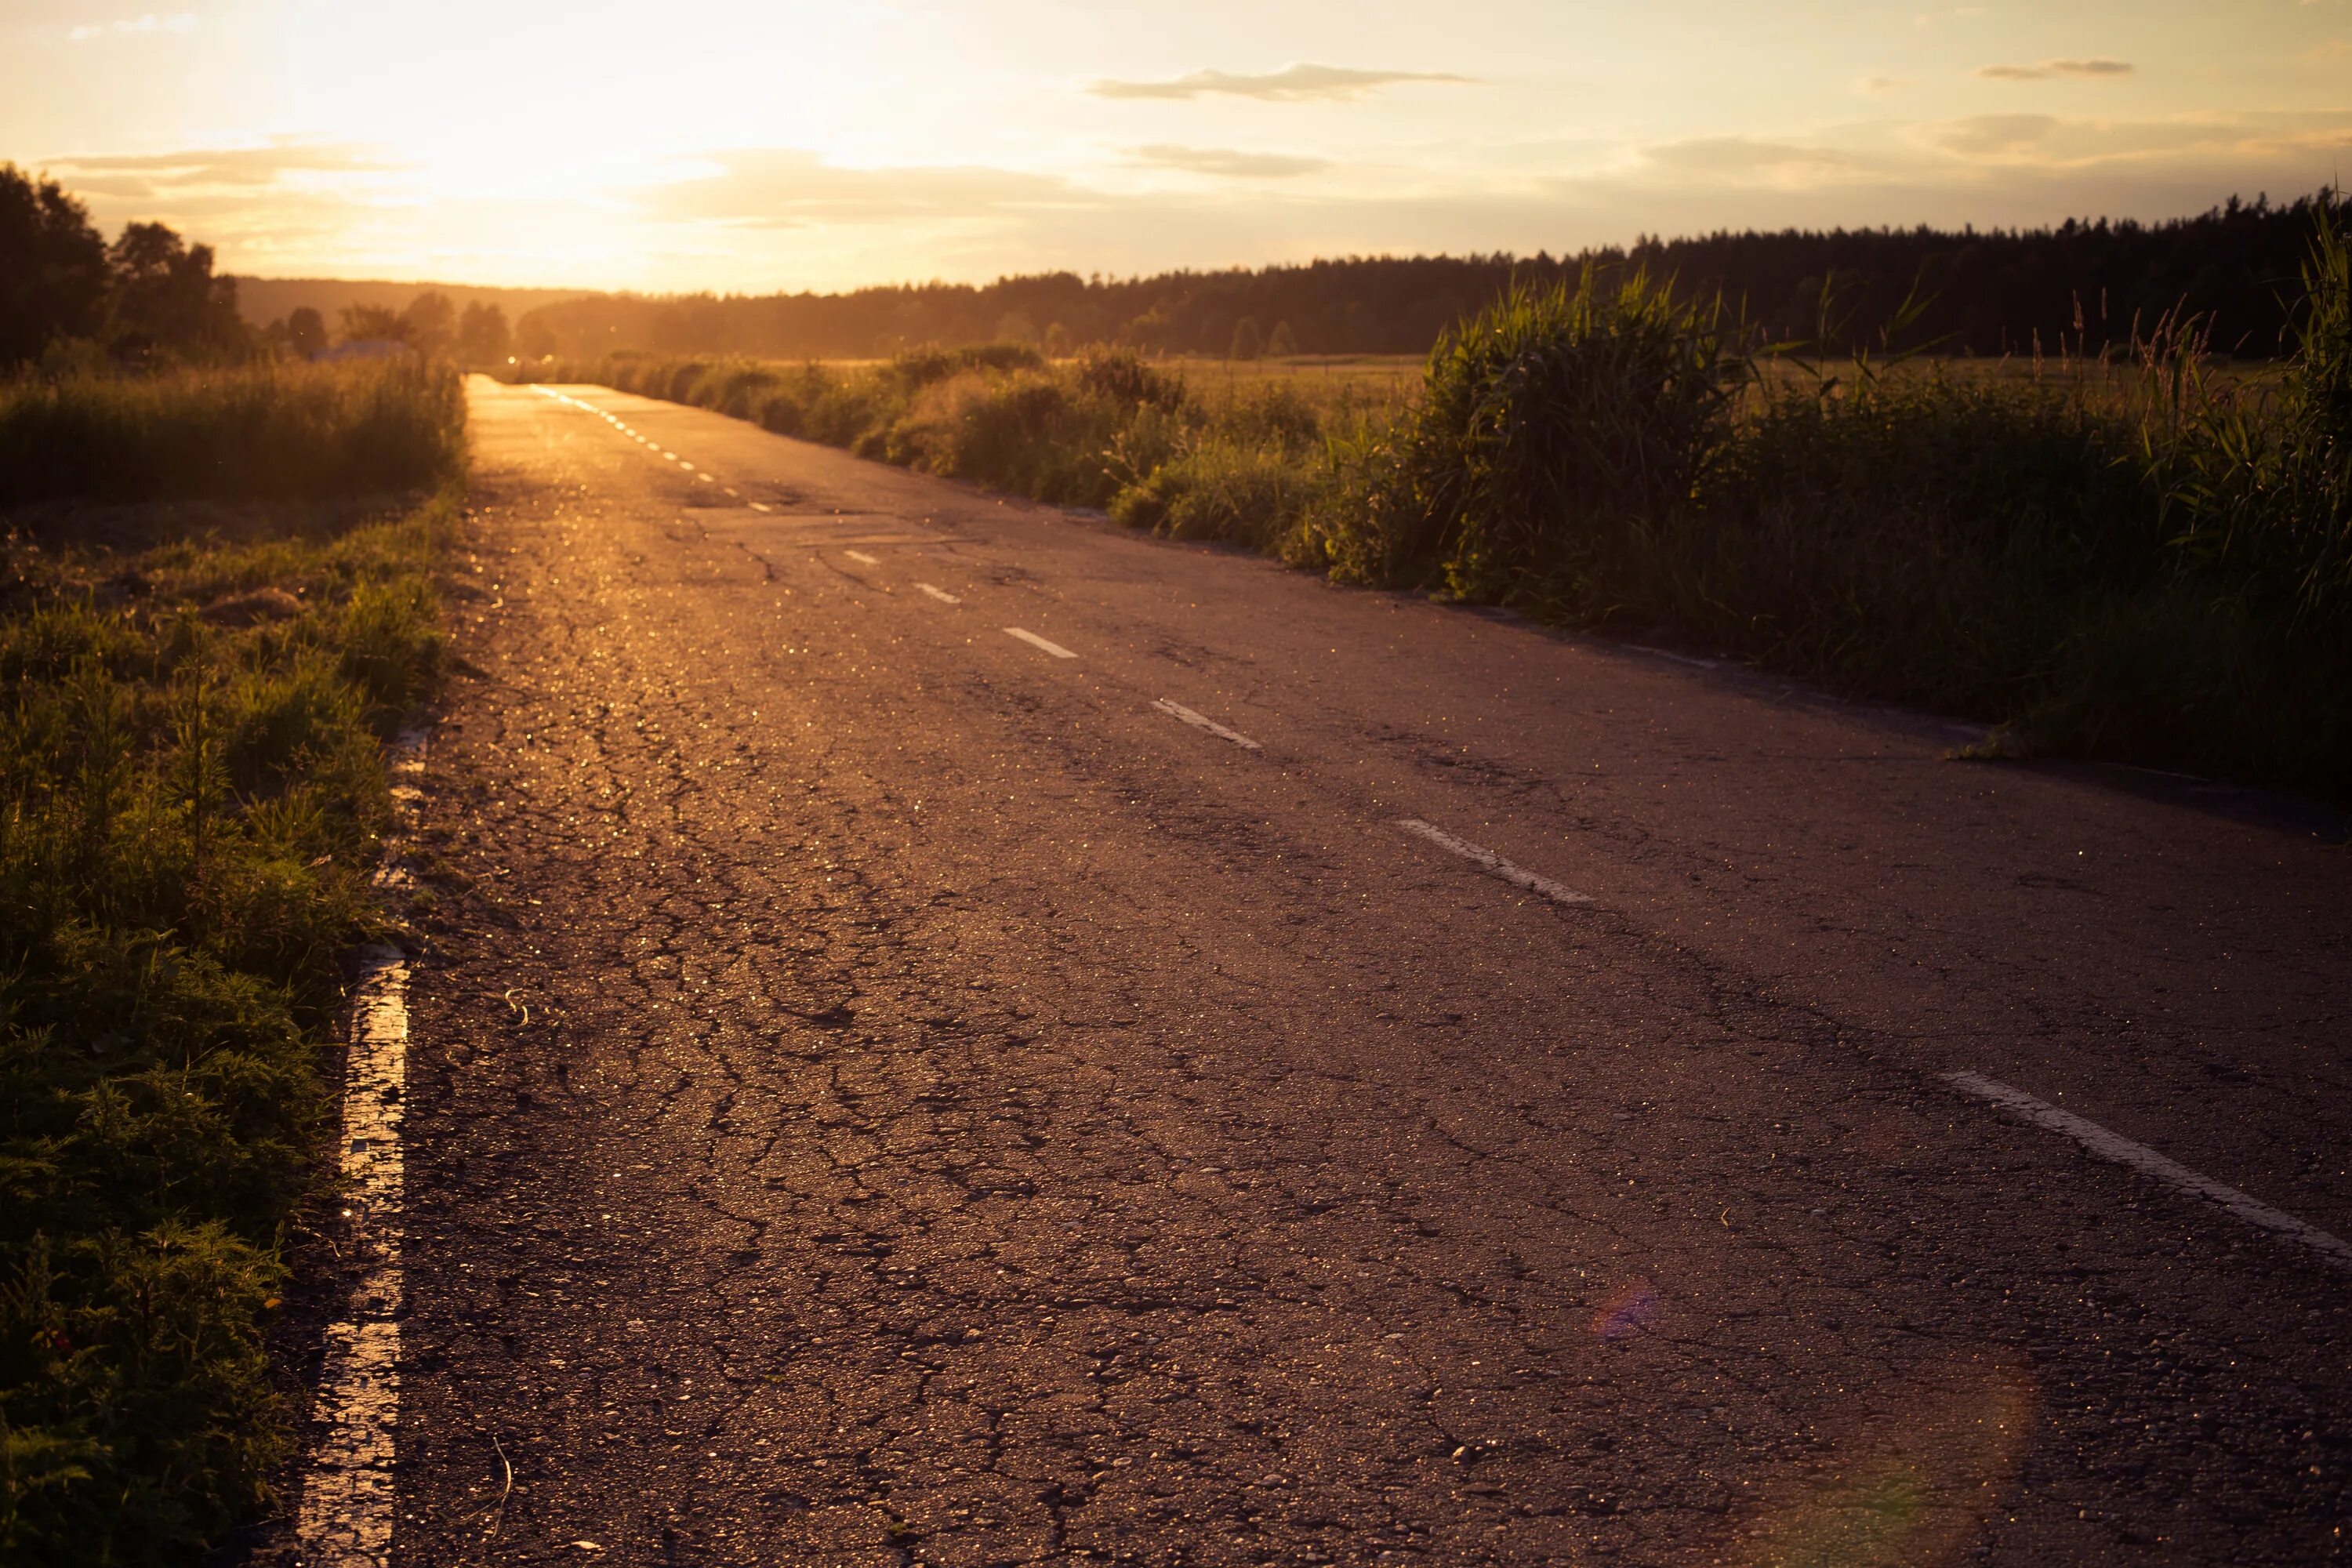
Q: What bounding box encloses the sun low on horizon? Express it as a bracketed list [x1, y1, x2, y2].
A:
[5, 0, 2350, 293]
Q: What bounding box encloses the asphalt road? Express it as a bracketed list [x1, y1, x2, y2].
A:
[370, 378, 2350, 1566]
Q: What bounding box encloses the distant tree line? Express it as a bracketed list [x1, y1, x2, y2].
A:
[2, 163, 510, 369]
[513, 190, 2343, 363]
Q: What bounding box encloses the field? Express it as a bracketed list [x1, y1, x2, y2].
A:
[0, 358, 461, 1564]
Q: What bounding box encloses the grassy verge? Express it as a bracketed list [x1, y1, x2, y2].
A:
[0, 360, 463, 506]
[510, 207, 2350, 799]
[1, 360, 461, 1563]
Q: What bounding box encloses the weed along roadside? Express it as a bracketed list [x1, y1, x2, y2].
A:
[0, 358, 463, 1564]
[511, 200, 2352, 801]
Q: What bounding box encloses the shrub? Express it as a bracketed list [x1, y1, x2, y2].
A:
[1295, 270, 1740, 598]
[1110, 436, 1320, 550]
[1693, 374, 2161, 710]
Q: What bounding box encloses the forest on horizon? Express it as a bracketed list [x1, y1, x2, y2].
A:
[505, 190, 2341, 364]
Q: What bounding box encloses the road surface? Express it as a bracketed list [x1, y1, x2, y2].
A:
[349, 378, 2351, 1565]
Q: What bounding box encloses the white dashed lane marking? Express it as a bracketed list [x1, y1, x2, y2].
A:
[1004, 627, 1077, 660]
[1628, 644, 1719, 670]
[916, 583, 961, 604]
[1945, 1072, 2352, 1272]
[1396, 818, 1591, 906]
[845, 550, 880, 566]
[1153, 699, 1261, 751]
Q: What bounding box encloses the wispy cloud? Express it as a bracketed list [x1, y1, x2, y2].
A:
[1125, 145, 1330, 179]
[1639, 136, 1867, 183]
[1089, 64, 1473, 103]
[1977, 58, 2135, 81]
[1927, 114, 2061, 157]
[67, 12, 196, 42]
[644, 151, 1076, 230]
[42, 141, 406, 201]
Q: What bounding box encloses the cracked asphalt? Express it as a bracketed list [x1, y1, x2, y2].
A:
[379, 379, 2352, 1566]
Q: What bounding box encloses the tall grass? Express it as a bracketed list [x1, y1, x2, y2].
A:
[1, 361, 462, 1563]
[1295, 270, 1741, 597]
[0, 358, 463, 505]
[511, 207, 2352, 796]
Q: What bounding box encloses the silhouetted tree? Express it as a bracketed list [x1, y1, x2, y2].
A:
[1229, 317, 1265, 361]
[1266, 321, 1298, 356]
[400, 291, 456, 357]
[339, 303, 404, 344]
[106, 220, 246, 361]
[458, 300, 510, 363]
[0, 164, 111, 365]
[1043, 321, 1073, 357]
[287, 306, 328, 360]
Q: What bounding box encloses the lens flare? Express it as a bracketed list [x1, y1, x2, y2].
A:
[1737, 1356, 2035, 1568]
[1592, 1278, 1661, 1342]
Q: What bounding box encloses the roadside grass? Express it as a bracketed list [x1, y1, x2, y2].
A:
[0, 361, 460, 1564]
[507, 205, 2352, 797]
[0, 358, 463, 506]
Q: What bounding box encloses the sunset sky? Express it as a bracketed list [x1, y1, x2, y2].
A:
[5, 1, 2349, 292]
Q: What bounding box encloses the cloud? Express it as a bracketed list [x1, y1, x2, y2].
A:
[49, 141, 401, 184]
[1125, 145, 1330, 179]
[1927, 114, 2060, 157]
[67, 12, 195, 41]
[642, 150, 1078, 230]
[1089, 64, 1473, 103]
[1910, 109, 2352, 170]
[1977, 58, 2134, 81]
[1637, 136, 1868, 184]
[40, 141, 406, 201]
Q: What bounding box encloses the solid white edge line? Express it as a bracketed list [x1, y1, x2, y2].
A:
[845, 550, 880, 565]
[298, 724, 426, 1564]
[1945, 1071, 2352, 1272]
[1395, 818, 1591, 906]
[916, 583, 960, 604]
[1004, 626, 1077, 659]
[1152, 698, 1261, 751]
[295, 946, 408, 1566]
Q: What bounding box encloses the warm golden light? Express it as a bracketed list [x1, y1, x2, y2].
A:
[5, 5, 2351, 290]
